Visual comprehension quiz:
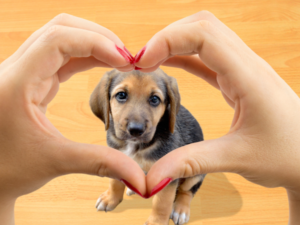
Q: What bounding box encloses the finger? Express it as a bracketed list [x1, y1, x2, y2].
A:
[167, 11, 241, 42]
[162, 55, 219, 89]
[135, 58, 168, 73]
[58, 57, 134, 83]
[50, 139, 147, 197]
[3, 13, 125, 67]
[161, 55, 234, 106]
[145, 135, 246, 196]
[16, 25, 129, 82]
[57, 57, 111, 82]
[13, 25, 131, 108]
[135, 21, 256, 97]
[136, 21, 237, 74]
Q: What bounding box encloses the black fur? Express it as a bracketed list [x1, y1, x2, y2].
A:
[190, 176, 205, 195]
[145, 105, 203, 160]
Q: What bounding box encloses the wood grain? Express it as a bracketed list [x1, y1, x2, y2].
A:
[1, 0, 298, 224]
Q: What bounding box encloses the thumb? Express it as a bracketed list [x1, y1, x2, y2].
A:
[48, 138, 146, 197]
[146, 135, 244, 197]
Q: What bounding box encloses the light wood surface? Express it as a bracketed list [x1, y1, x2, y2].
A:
[1, 0, 299, 224]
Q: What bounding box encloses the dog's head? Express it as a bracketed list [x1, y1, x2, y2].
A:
[90, 68, 180, 143]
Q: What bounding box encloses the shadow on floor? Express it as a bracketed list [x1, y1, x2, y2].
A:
[111, 173, 242, 222]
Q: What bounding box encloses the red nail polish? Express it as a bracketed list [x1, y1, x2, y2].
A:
[134, 66, 142, 70]
[120, 179, 147, 198]
[116, 45, 131, 63]
[133, 46, 146, 64]
[149, 178, 172, 197]
[123, 46, 134, 64]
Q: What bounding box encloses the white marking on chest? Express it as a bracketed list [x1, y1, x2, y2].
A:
[122, 142, 137, 158]
[121, 141, 154, 172]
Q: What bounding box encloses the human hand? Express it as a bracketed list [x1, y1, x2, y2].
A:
[0, 14, 146, 223]
[133, 11, 300, 202]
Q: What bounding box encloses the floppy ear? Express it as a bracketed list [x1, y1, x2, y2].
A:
[90, 70, 118, 130]
[166, 76, 181, 133]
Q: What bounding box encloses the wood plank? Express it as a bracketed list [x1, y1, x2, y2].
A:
[0, 0, 297, 224]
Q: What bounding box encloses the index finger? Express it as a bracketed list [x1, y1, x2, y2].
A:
[167, 11, 238, 40]
[135, 19, 246, 76]
[2, 14, 126, 67]
[16, 25, 128, 81]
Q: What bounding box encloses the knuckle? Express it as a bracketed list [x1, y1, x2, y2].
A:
[52, 13, 71, 24]
[159, 26, 176, 42]
[97, 164, 109, 177]
[194, 11, 217, 26]
[196, 20, 213, 31]
[158, 29, 173, 53]
[159, 28, 170, 39]
[196, 10, 216, 19]
[41, 25, 63, 42]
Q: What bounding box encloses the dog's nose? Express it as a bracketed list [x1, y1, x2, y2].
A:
[127, 122, 145, 137]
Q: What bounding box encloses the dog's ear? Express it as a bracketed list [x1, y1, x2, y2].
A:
[90, 70, 118, 130]
[166, 76, 181, 133]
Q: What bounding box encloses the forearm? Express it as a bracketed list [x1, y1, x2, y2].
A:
[287, 189, 300, 225]
[0, 197, 15, 225]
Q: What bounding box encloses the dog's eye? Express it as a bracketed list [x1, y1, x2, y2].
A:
[149, 96, 160, 106]
[116, 92, 127, 102]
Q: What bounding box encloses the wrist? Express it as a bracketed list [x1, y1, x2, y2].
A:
[287, 189, 300, 225]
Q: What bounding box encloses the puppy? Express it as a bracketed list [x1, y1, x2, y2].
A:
[90, 68, 205, 225]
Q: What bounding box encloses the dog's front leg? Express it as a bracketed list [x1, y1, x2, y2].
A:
[145, 181, 178, 225]
[95, 179, 125, 212]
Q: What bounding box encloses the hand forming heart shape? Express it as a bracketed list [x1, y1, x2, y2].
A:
[1, 11, 300, 224]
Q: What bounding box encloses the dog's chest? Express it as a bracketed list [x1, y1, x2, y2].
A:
[122, 142, 136, 158]
[121, 142, 154, 172]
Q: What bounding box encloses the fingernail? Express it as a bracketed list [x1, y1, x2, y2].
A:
[120, 179, 147, 198]
[123, 46, 134, 64]
[115, 45, 131, 63]
[134, 66, 142, 70]
[133, 46, 146, 64]
[149, 178, 172, 197]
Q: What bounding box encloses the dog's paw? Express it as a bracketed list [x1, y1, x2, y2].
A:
[126, 187, 136, 196]
[170, 204, 190, 225]
[95, 190, 123, 212]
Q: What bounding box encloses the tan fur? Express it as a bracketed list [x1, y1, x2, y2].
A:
[171, 190, 193, 225]
[110, 75, 166, 142]
[165, 76, 180, 133]
[90, 70, 119, 130]
[90, 69, 180, 134]
[120, 142, 159, 172]
[95, 179, 125, 212]
[179, 176, 203, 192]
[146, 183, 178, 225]
[169, 176, 204, 224]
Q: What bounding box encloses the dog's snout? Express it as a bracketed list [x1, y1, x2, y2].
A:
[127, 122, 145, 137]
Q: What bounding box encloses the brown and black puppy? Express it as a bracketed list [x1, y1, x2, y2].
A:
[90, 68, 205, 225]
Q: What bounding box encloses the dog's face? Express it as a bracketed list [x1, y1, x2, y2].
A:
[90, 69, 180, 143]
[109, 74, 167, 142]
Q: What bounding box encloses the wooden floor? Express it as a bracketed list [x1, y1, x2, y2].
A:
[1, 0, 300, 224]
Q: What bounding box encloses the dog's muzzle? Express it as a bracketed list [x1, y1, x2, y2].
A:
[127, 122, 145, 137]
